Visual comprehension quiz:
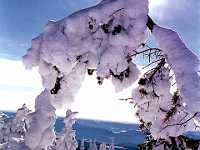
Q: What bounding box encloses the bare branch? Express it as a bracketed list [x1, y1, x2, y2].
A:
[142, 58, 164, 69]
[160, 112, 198, 131]
[128, 48, 162, 58]
[119, 97, 133, 101]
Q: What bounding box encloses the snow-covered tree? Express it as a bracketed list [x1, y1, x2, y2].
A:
[99, 143, 107, 150]
[0, 105, 30, 150]
[139, 135, 200, 150]
[88, 140, 93, 150]
[88, 140, 98, 150]
[52, 109, 78, 150]
[93, 141, 98, 150]
[16, 0, 200, 149]
[80, 139, 85, 150]
[24, 90, 57, 150]
[108, 139, 114, 150]
[22, 0, 148, 148]
[131, 21, 200, 148]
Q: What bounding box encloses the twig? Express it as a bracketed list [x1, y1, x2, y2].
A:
[119, 97, 133, 101]
[128, 48, 162, 57]
[109, 8, 125, 17]
[160, 112, 198, 131]
[142, 58, 164, 69]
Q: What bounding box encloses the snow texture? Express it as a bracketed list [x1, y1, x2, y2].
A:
[153, 25, 200, 113]
[99, 143, 107, 150]
[24, 90, 56, 150]
[19, 0, 200, 147]
[22, 0, 148, 149]
[0, 105, 30, 150]
[51, 110, 78, 150]
[23, 0, 148, 95]
[131, 25, 200, 139]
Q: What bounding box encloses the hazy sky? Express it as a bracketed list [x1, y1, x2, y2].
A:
[0, 0, 199, 123]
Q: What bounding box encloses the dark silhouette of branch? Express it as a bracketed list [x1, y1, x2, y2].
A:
[142, 58, 164, 69]
[109, 8, 125, 17]
[146, 15, 156, 32]
[160, 112, 198, 131]
[119, 97, 133, 101]
[128, 48, 162, 58]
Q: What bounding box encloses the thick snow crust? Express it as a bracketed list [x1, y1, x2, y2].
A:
[22, 0, 149, 149]
[8, 0, 199, 148]
[131, 25, 200, 139]
[153, 25, 200, 113]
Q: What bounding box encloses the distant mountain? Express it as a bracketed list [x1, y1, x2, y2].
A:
[74, 121, 144, 148]
[3, 111, 144, 149]
[2, 111, 200, 150]
[55, 118, 145, 149]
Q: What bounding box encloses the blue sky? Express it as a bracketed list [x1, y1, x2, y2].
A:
[0, 0, 199, 59]
[0, 0, 199, 122]
[149, 0, 200, 57]
[0, 0, 100, 59]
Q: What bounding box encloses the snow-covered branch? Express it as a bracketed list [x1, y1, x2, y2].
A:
[10, 0, 200, 149]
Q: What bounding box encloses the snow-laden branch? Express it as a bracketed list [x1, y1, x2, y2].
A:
[19, 0, 200, 148]
[131, 25, 200, 139]
[153, 25, 200, 113]
[22, 0, 149, 148]
[0, 105, 30, 149]
[50, 110, 78, 150]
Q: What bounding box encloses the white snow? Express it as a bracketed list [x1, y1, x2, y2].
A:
[22, 0, 149, 148]
[153, 25, 200, 112]
[1, 0, 199, 149]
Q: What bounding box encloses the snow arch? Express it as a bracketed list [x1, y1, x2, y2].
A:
[22, 0, 200, 149]
[23, 1, 148, 148]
